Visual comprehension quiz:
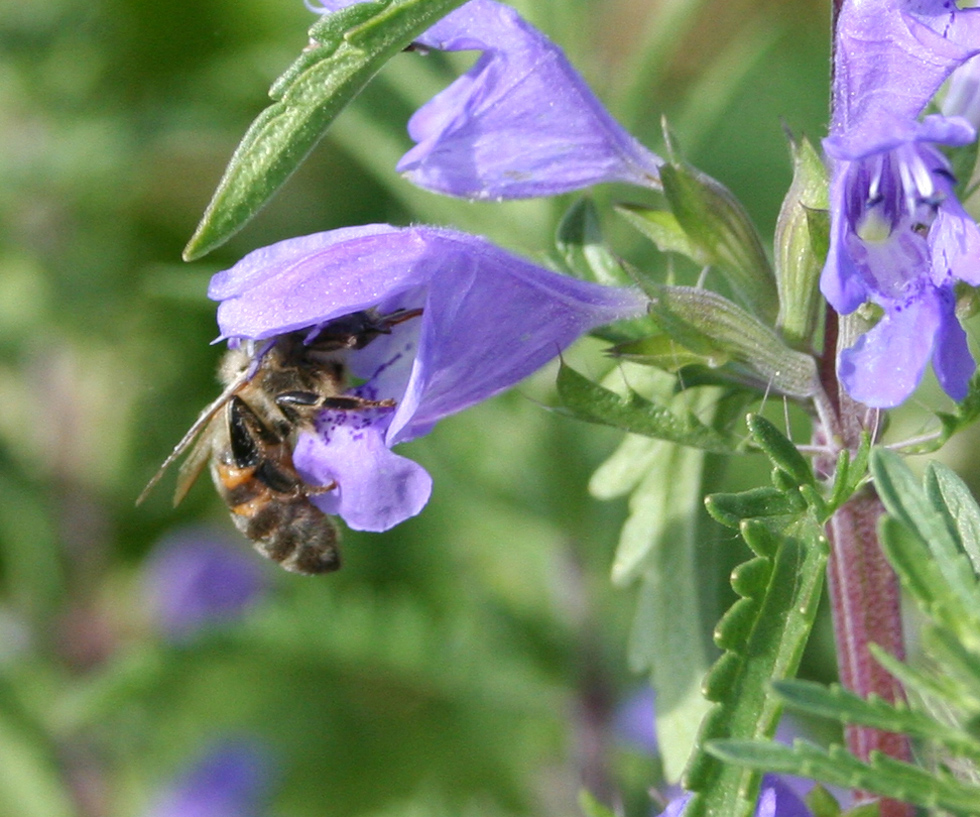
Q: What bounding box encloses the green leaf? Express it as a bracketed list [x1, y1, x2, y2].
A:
[682, 517, 828, 817]
[647, 284, 820, 399]
[556, 362, 739, 453]
[659, 161, 778, 323]
[705, 487, 805, 529]
[746, 414, 814, 487]
[827, 433, 871, 514]
[926, 461, 980, 577]
[556, 198, 628, 286]
[590, 371, 718, 781]
[872, 450, 980, 646]
[0, 685, 74, 817]
[933, 375, 980, 449]
[772, 679, 980, 760]
[607, 332, 730, 371]
[806, 785, 842, 817]
[615, 202, 711, 264]
[622, 440, 716, 780]
[578, 789, 616, 817]
[184, 0, 469, 259]
[708, 739, 980, 815]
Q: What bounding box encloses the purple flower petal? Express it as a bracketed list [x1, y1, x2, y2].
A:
[838, 292, 941, 408]
[931, 286, 975, 402]
[293, 418, 432, 532]
[831, 0, 980, 137]
[613, 687, 658, 754]
[143, 528, 267, 641]
[144, 738, 273, 817]
[660, 776, 812, 817]
[308, 0, 661, 198]
[211, 225, 646, 531]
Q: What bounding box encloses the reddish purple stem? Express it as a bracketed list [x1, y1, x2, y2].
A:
[819, 308, 913, 817]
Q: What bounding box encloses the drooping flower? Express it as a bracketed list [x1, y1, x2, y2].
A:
[822, 0, 980, 407]
[143, 527, 267, 641]
[144, 738, 273, 817]
[662, 776, 812, 817]
[308, 0, 662, 198]
[209, 224, 647, 532]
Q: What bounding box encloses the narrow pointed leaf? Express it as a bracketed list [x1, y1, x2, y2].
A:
[772, 679, 980, 757]
[709, 739, 980, 815]
[184, 0, 468, 259]
[926, 461, 980, 577]
[746, 414, 814, 487]
[872, 449, 980, 642]
[556, 362, 739, 453]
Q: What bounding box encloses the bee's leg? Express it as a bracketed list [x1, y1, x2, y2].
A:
[310, 307, 425, 352]
[228, 396, 303, 495]
[276, 390, 396, 415]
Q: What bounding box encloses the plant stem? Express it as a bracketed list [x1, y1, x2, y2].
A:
[819, 307, 913, 817]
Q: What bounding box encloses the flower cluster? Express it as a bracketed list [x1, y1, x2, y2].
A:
[203, 1, 663, 532]
[822, 0, 980, 407]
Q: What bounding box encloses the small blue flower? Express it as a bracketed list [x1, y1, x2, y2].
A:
[822, 0, 980, 406]
[144, 527, 267, 640]
[210, 224, 647, 532]
[309, 0, 662, 198]
[144, 739, 273, 817]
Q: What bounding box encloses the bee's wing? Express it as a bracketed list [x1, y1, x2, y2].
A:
[172, 412, 224, 507]
[135, 371, 248, 506]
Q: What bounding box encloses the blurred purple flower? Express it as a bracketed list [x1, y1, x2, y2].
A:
[943, 54, 980, 129]
[210, 224, 647, 533]
[309, 0, 662, 198]
[144, 528, 267, 640]
[614, 687, 658, 754]
[822, 0, 980, 407]
[662, 775, 811, 817]
[144, 738, 273, 817]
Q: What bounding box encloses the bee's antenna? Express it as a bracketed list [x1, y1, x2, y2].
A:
[135, 370, 251, 506]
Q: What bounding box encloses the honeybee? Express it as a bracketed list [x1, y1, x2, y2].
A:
[138, 308, 422, 575]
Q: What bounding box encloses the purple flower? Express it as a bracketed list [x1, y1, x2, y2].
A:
[144, 739, 273, 817]
[309, 0, 662, 198]
[662, 776, 811, 817]
[614, 687, 658, 754]
[210, 224, 647, 533]
[822, 0, 980, 407]
[144, 527, 267, 640]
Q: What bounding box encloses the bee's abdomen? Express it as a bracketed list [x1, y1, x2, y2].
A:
[245, 500, 341, 575]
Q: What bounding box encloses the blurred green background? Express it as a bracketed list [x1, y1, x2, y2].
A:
[0, 0, 833, 815]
